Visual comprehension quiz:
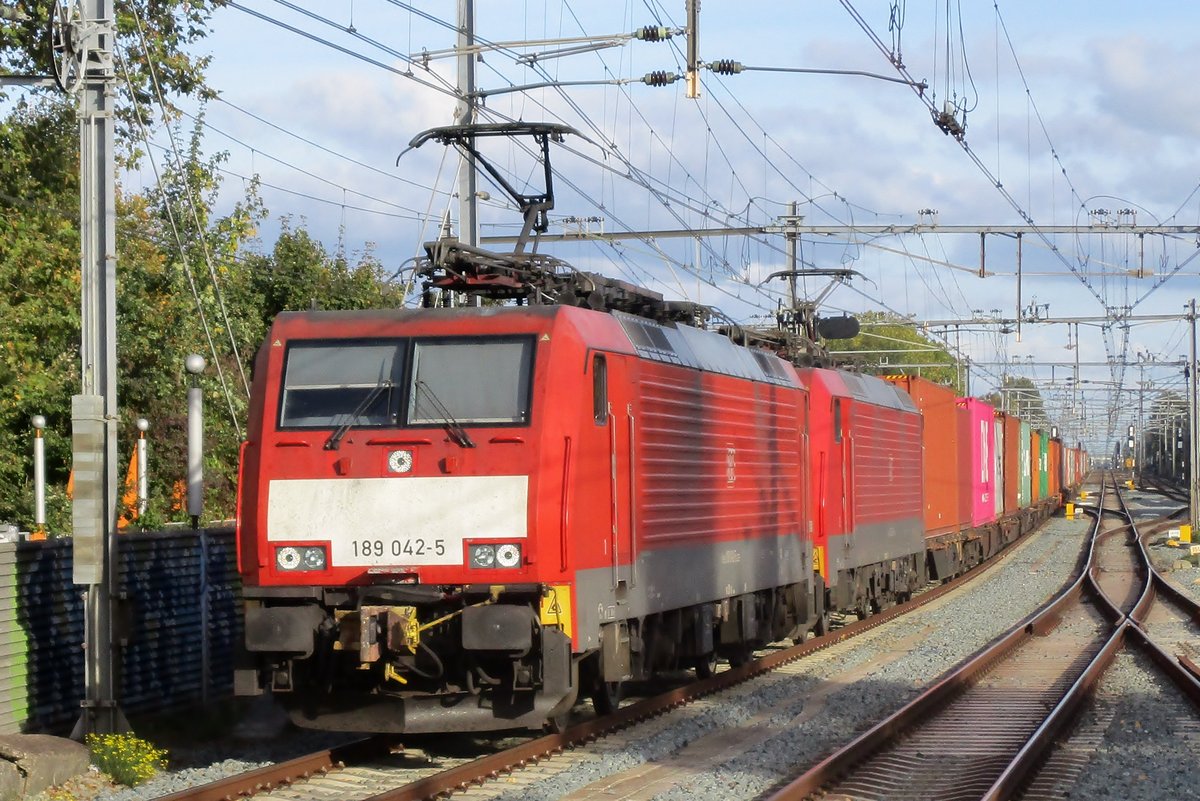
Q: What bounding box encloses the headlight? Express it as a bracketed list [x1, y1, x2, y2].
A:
[470, 543, 522, 569]
[495, 543, 522, 568]
[276, 546, 326, 571]
[276, 547, 301, 570]
[470, 544, 496, 568]
[302, 547, 326, 570]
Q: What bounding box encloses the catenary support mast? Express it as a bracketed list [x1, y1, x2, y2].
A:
[457, 0, 477, 248]
[69, 0, 125, 736]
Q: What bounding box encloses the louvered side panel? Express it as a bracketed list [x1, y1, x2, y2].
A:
[637, 363, 802, 544]
[851, 404, 923, 525]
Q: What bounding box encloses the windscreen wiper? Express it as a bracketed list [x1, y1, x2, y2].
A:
[324, 380, 393, 451]
[415, 380, 477, 448]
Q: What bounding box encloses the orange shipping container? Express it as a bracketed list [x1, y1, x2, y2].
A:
[1049, 438, 1062, 501]
[1001, 412, 1020, 515]
[884, 375, 969, 537]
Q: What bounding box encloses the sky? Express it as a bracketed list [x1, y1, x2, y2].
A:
[112, 0, 1200, 455]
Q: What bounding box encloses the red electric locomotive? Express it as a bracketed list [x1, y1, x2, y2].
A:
[235, 300, 824, 732]
[232, 122, 1085, 734]
[803, 368, 925, 622]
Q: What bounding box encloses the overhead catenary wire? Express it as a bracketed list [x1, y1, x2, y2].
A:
[213, 97, 452, 198]
[225, 1, 461, 99]
[128, 6, 252, 401]
[114, 46, 244, 440]
[192, 2, 1170, 441]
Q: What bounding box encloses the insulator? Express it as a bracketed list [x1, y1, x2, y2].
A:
[709, 59, 744, 76]
[635, 26, 672, 42]
[642, 71, 679, 87]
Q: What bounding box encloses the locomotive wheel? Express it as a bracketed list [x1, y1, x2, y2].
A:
[544, 710, 571, 733]
[692, 652, 718, 679]
[590, 679, 623, 715]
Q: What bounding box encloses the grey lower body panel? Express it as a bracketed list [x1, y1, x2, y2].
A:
[573, 532, 812, 650]
[825, 517, 925, 581]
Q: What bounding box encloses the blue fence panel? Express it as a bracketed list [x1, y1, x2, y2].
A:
[3, 527, 240, 732]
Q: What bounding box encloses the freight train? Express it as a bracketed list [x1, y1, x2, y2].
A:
[232, 288, 1085, 733]
[232, 122, 1085, 734]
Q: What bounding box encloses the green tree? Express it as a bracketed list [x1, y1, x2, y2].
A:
[0, 98, 80, 531]
[1, 0, 223, 133]
[830, 311, 962, 391]
[245, 218, 406, 318]
[988, 375, 1047, 421]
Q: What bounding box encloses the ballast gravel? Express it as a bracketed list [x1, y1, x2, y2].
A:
[71, 511, 1098, 801]
[41, 701, 355, 801]
[480, 513, 1094, 801]
[1062, 649, 1200, 801]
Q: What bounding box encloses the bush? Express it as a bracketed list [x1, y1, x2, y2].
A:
[85, 733, 168, 786]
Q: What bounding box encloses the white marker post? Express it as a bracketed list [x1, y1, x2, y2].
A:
[32, 415, 46, 536]
[186, 355, 206, 529]
[136, 418, 149, 516]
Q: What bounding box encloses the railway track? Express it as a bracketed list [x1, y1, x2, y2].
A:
[156, 498, 1064, 801]
[764, 474, 1200, 801]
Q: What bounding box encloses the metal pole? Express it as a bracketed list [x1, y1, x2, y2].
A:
[1190, 299, 1199, 528]
[1137, 363, 1145, 483]
[1015, 233, 1023, 342]
[685, 0, 700, 98]
[70, 0, 124, 737]
[135, 418, 148, 516]
[186, 355, 206, 529]
[785, 200, 797, 331]
[32, 416, 46, 534]
[955, 325, 962, 392]
[456, 0, 477, 249]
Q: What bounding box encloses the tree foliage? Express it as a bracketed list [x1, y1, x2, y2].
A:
[981, 375, 1047, 421]
[0, 97, 404, 533]
[830, 311, 962, 392]
[0, 0, 222, 133]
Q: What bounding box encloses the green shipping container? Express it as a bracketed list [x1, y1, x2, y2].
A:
[1037, 430, 1050, 500]
[1018, 420, 1032, 508]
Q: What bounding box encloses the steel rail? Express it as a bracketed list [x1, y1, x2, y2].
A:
[980, 480, 1143, 800]
[988, 483, 1200, 799]
[764, 476, 1200, 801]
[154, 737, 394, 801]
[161, 500, 1061, 801]
[764, 480, 1112, 801]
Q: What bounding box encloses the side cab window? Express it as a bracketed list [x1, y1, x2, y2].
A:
[833, 398, 843, 443]
[593, 354, 608, 424]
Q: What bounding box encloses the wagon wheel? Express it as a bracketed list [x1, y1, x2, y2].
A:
[795, 609, 830, 643]
[589, 678, 624, 715]
[692, 651, 718, 679]
[49, 0, 86, 95]
[726, 643, 755, 668]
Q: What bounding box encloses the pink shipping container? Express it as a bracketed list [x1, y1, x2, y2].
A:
[959, 398, 998, 527]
